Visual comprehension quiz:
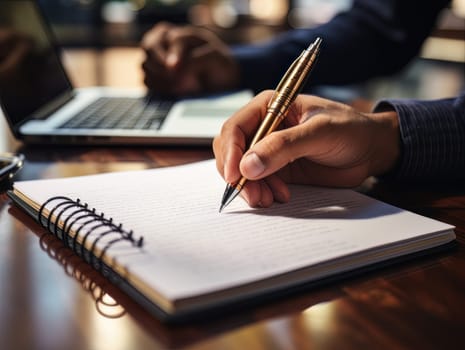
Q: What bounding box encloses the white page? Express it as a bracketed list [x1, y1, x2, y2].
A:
[13, 160, 455, 301]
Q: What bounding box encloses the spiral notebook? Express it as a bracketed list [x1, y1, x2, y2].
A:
[7, 160, 456, 322]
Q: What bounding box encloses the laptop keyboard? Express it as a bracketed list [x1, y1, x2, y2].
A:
[59, 97, 173, 130]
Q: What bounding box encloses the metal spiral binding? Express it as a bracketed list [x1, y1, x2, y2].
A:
[38, 196, 144, 272]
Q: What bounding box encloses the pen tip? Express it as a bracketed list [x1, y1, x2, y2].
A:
[219, 183, 241, 213]
[308, 37, 322, 51]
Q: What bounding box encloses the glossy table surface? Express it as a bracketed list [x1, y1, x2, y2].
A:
[1, 48, 465, 350]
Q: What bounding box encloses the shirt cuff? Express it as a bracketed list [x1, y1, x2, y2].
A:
[373, 96, 465, 181]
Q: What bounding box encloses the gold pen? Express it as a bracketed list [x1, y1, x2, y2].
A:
[219, 37, 322, 212]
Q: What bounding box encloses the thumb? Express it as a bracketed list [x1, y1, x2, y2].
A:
[165, 30, 206, 69]
[165, 35, 195, 69]
[239, 127, 311, 180]
[165, 43, 183, 69]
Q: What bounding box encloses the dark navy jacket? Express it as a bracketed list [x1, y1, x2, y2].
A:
[232, 0, 465, 181]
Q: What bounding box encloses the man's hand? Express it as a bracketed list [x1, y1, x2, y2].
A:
[141, 22, 240, 96]
[213, 91, 400, 207]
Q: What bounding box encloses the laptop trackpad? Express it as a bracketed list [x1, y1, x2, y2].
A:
[162, 91, 252, 135]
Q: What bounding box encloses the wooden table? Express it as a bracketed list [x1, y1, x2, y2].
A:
[1, 49, 465, 350]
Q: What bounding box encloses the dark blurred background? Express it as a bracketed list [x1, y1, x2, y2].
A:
[37, 0, 465, 101]
[37, 0, 465, 46]
[38, 0, 342, 46]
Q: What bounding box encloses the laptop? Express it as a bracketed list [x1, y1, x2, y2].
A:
[0, 0, 252, 146]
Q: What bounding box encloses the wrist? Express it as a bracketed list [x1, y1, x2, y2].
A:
[369, 110, 401, 177]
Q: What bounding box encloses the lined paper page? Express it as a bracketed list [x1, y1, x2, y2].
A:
[13, 160, 455, 301]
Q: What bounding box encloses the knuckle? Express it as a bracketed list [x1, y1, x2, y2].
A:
[154, 21, 171, 32]
[268, 131, 292, 149]
[220, 118, 234, 135]
[212, 135, 220, 154]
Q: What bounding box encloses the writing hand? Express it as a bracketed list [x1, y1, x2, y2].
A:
[141, 22, 240, 96]
[213, 91, 400, 207]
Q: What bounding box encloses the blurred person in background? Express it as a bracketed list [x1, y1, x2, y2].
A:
[140, 0, 465, 207]
[140, 0, 454, 96]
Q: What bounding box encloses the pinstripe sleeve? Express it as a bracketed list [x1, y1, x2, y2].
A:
[373, 91, 465, 181]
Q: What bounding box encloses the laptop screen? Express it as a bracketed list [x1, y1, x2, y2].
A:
[0, 0, 72, 129]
